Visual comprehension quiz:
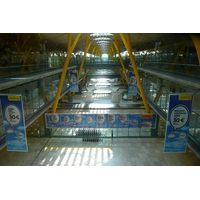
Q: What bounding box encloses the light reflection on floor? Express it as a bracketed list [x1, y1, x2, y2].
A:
[40, 146, 113, 166]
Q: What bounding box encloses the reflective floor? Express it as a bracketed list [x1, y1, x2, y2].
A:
[0, 137, 199, 166]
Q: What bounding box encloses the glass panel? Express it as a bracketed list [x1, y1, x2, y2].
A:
[117, 128, 129, 137]
[128, 128, 140, 137]
[139, 128, 151, 137]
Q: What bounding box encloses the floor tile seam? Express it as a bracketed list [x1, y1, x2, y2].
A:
[29, 137, 51, 166]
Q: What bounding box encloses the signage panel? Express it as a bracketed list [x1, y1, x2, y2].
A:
[45, 113, 157, 130]
[82, 114, 97, 128]
[164, 94, 193, 153]
[128, 71, 137, 95]
[129, 114, 141, 128]
[0, 94, 28, 152]
[117, 114, 129, 128]
[70, 70, 78, 92]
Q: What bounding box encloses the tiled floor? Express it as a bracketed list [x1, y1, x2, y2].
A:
[0, 137, 199, 166]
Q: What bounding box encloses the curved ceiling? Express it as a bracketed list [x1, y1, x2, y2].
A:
[0, 33, 194, 55]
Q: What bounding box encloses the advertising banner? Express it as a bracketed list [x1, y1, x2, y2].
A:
[117, 114, 129, 128]
[70, 70, 78, 92]
[128, 71, 137, 95]
[82, 114, 97, 128]
[0, 94, 28, 152]
[164, 94, 193, 153]
[129, 114, 141, 128]
[140, 114, 157, 129]
[106, 114, 118, 128]
[45, 113, 157, 129]
[95, 114, 107, 128]
[59, 114, 71, 127]
[45, 113, 61, 128]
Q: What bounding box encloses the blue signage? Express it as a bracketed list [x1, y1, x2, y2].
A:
[45, 113, 157, 130]
[106, 114, 118, 128]
[139, 114, 157, 129]
[70, 70, 78, 92]
[118, 114, 129, 128]
[59, 114, 71, 128]
[128, 71, 137, 95]
[0, 94, 28, 152]
[129, 114, 141, 128]
[82, 114, 97, 128]
[95, 114, 107, 128]
[45, 113, 61, 128]
[164, 94, 193, 153]
[72, 114, 83, 128]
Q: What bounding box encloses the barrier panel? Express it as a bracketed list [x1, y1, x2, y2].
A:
[45, 113, 157, 129]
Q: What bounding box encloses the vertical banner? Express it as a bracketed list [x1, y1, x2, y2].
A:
[128, 71, 137, 95]
[70, 70, 78, 92]
[164, 94, 193, 153]
[0, 94, 28, 152]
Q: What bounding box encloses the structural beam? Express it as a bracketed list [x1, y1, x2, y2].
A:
[120, 33, 150, 113]
[52, 33, 81, 113]
[82, 69, 90, 86]
[78, 36, 92, 79]
[119, 33, 129, 51]
[113, 37, 129, 83]
[190, 34, 200, 65]
[72, 36, 92, 96]
[169, 41, 188, 71]
[154, 86, 165, 104]
[118, 69, 126, 86]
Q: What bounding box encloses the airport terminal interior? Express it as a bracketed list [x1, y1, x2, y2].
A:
[0, 33, 200, 166]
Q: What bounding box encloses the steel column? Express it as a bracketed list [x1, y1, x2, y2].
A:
[72, 36, 92, 96]
[52, 33, 81, 113]
[121, 33, 150, 113]
[190, 34, 200, 65]
[113, 39, 128, 83]
[78, 36, 92, 79]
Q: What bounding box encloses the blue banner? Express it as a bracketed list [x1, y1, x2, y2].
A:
[106, 114, 118, 128]
[129, 114, 141, 128]
[128, 71, 137, 95]
[0, 94, 28, 152]
[60, 114, 75, 128]
[139, 114, 157, 129]
[164, 94, 193, 153]
[82, 114, 97, 128]
[70, 70, 78, 92]
[45, 113, 61, 128]
[118, 114, 129, 128]
[95, 114, 107, 128]
[45, 113, 157, 129]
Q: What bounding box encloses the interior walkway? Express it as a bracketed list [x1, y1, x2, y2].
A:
[0, 137, 199, 166]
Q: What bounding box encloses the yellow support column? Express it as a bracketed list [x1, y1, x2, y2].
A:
[190, 34, 200, 65]
[118, 69, 126, 86]
[113, 37, 129, 83]
[78, 37, 92, 79]
[72, 36, 92, 96]
[120, 33, 150, 113]
[52, 33, 81, 113]
[82, 69, 90, 86]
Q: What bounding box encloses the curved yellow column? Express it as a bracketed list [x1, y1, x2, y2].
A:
[120, 33, 150, 113]
[52, 33, 81, 113]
